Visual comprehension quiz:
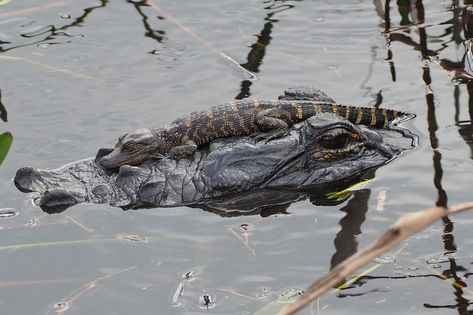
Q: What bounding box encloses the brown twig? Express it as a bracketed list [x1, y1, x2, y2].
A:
[277, 202, 473, 315]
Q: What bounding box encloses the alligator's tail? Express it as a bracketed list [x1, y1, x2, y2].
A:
[313, 102, 414, 127]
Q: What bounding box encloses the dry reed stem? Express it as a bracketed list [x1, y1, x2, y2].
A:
[277, 202, 473, 315]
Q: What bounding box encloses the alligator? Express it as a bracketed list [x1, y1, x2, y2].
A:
[98, 87, 407, 169]
[14, 87, 417, 215]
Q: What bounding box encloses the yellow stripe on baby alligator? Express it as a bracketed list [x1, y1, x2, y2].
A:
[355, 107, 363, 124]
[332, 103, 339, 116]
[311, 101, 321, 114]
[370, 107, 377, 126]
[252, 99, 260, 107]
[393, 110, 398, 119]
[382, 108, 388, 125]
[230, 101, 238, 112]
[345, 106, 350, 119]
[292, 101, 303, 120]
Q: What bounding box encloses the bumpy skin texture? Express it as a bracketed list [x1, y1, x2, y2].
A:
[99, 87, 409, 169]
[14, 112, 417, 214]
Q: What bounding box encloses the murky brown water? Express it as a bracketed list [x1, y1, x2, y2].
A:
[1, 0, 473, 314]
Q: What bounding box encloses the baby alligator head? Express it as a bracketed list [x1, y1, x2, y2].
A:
[99, 128, 159, 169]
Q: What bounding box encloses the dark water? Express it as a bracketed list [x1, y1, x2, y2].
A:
[1, 0, 473, 314]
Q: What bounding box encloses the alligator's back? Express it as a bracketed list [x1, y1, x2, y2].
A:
[173, 98, 407, 146]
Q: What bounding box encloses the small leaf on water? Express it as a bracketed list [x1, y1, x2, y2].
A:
[0, 132, 13, 165]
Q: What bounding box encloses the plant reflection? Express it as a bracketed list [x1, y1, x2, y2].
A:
[236, 0, 302, 99]
[364, 0, 473, 312]
[0, 88, 7, 122]
[0, 0, 109, 53]
[127, 0, 166, 44]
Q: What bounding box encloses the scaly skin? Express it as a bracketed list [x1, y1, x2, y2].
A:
[99, 93, 408, 170]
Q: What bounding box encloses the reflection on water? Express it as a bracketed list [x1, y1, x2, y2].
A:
[0, 88, 7, 122]
[236, 0, 301, 99]
[0, 0, 108, 52]
[359, 1, 473, 313]
[330, 189, 370, 270]
[1, 0, 473, 313]
[128, 0, 166, 44]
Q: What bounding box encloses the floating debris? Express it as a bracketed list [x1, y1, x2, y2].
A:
[183, 270, 194, 281]
[277, 288, 304, 304]
[426, 254, 451, 264]
[115, 233, 148, 243]
[198, 294, 215, 310]
[372, 254, 396, 264]
[52, 301, 69, 312]
[171, 282, 184, 306]
[376, 189, 387, 212]
[59, 12, 71, 19]
[27, 218, 39, 226]
[0, 208, 17, 218]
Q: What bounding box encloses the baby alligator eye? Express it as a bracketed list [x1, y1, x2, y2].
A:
[122, 143, 141, 153]
[319, 133, 351, 150]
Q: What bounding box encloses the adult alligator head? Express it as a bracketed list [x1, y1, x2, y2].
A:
[14, 112, 417, 215]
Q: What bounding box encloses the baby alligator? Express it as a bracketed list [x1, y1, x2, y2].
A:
[99, 87, 408, 170]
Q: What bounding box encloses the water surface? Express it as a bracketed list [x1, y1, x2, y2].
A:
[1, 0, 473, 314]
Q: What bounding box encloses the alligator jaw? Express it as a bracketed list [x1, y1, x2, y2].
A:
[98, 148, 150, 170]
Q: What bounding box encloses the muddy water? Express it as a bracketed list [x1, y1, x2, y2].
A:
[1, 0, 473, 314]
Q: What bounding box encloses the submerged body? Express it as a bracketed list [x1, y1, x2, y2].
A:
[99, 87, 408, 169]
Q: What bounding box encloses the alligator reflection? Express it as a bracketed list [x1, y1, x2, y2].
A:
[236, 0, 301, 99]
[196, 173, 374, 218]
[369, 0, 472, 312]
[0, 0, 109, 53]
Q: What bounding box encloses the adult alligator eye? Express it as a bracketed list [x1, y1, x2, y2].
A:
[319, 133, 351, 150]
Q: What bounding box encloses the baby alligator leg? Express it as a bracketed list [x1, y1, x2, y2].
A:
[254, 108, 291, 143]
[169, 140, 198, 159]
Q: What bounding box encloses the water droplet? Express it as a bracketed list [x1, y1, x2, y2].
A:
[407, 266, 418, 271]
[430, 263, 442, 269]
[372, 255, 396, 264]
[60, 12, 71, 19]
[426, 254, 451, 264]
[315, 17, 325, 22]
[325, 65, 338, 71]
[277, 288, 304, 303]
[38, 43, 51, 49]
[198, 294, 215, 309]
[53, 302, 69, 312]
[115, 233, 148, 242]
[27, 218, 39, 226]
[0, 208, 17, 218]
